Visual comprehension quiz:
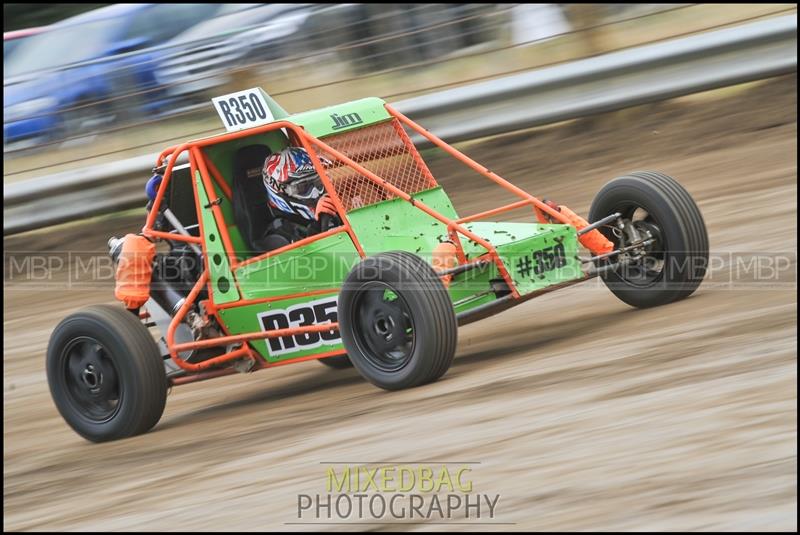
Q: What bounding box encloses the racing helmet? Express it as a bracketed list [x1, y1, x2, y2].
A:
[262, 147, 329, 220]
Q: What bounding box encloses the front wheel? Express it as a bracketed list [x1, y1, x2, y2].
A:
[46, 305, 167, 442]
[588, 171, 709, 308]
[338, 252, 457, 390]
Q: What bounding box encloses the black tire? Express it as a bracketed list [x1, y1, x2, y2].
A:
[338, 251, 457, 390]
[383, 251, 455, 383]
[588, 171, 709, 308]
[46, 305, 167, 442]
[319, 354, 353, 369]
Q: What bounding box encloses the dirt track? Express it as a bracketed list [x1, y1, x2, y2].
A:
[3, 75, 797, 531]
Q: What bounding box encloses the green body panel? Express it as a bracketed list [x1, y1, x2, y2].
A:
[496, 224, 582, 294]
[341, 187, 583, 314]
[233, 232, 360, 300]
[448, 222, 583, 313]
[287, 97, 391, 138]
[346, 187, 459, 256]
[218, 290, 344, 363]
[220, 232, 359, 362]
[195, 172, 240, 304]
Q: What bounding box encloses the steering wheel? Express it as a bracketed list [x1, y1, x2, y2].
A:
[318, 212, 342, 232]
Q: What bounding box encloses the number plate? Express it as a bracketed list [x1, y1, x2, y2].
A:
[212, 88, 275, 132]
[257, 296, 340, 357]
[515, 243, 568, 279]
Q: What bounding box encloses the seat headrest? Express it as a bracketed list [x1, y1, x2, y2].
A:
[234, 145, 272, 185]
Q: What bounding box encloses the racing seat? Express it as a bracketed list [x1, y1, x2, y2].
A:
[232, 144, 276, 254]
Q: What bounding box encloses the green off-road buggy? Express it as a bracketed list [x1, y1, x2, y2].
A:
[47, 88, 709, 442]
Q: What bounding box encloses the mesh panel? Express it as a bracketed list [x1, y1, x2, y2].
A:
[313, 119, 437, 211]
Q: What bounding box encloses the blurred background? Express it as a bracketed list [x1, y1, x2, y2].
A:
[3, 3, 794, 181]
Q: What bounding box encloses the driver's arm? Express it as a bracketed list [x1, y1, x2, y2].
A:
[314, 195, 341, 231]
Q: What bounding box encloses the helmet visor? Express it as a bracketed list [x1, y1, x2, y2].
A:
[284, 174, 324, 200]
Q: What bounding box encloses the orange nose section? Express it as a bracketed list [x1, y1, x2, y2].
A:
[556, 205, 614, 254]
[114, 234, 156, 309]
[432, 241, 459, 287]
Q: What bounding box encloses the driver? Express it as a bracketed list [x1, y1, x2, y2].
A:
[259, 146, 341, 251]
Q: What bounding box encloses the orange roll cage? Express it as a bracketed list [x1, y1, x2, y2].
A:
[142, 105, 588, 384]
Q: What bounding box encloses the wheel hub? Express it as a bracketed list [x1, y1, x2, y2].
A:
[62, 338, 121, 422]
[80, 363, 103, 392]
[611, 210, 666, 287]
[374, 315, 395, 339]
[633, 220, 663, 251]
[353, 283, 415, 372]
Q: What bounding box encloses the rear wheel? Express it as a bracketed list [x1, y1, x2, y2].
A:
[338, 252, 457, 390]
[47, 305, 167, 442]
[588, 171, 709, 308]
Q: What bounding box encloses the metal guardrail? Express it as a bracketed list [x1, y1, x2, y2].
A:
[3, 14, 796, 235]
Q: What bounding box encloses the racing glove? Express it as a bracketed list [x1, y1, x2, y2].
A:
[315, 195, 339, 221]
[314, 195, 341, 232]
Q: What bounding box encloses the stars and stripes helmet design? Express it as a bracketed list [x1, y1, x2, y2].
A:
[262, 147, 330, 220]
